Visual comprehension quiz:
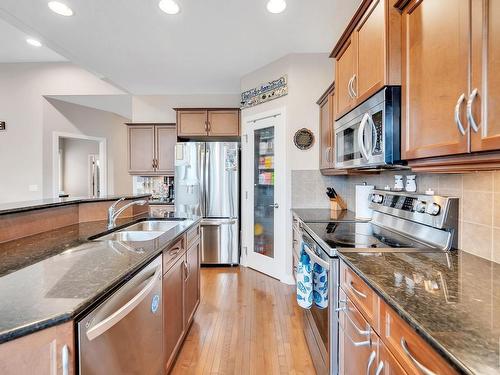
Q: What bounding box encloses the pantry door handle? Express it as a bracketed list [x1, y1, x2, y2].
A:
[268, 203, 279, 208]
[467, 88, 479, 133]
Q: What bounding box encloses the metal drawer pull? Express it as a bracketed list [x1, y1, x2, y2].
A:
[348, 76, 355, 99]
[343, 306, 371, 336]
[375, 361, 384, 375]
[168, 247, 181, 256]
[366, 350, 376, 375]
[454, 93, 466, 136]
[338, 318, 371, 347]
[62, 344, 69, 375]
[467, 88, 479, 133]
[400, 338, 438, 375]
[349, 281, 367, 299]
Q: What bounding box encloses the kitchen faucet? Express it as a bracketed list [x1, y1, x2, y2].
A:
[108, 197, 147, 229]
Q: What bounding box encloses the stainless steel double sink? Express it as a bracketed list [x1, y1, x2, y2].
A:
[92, 220, 181, 242]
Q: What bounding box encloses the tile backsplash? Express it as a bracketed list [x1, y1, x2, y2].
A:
[292, 169, 500, 263]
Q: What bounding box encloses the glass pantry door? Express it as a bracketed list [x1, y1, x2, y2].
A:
[242, 113, 284, 280]
[253, 126, 275, 259]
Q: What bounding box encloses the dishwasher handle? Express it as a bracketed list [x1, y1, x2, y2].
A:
[86, 261, 162, 341]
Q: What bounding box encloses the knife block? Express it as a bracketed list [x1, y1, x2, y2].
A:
[330, 196, 347, 211]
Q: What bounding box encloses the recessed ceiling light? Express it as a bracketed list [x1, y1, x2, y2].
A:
[267, 0, 286, 13]
[159, 0, 180, 15]
[26, 38, 42, 47]
[48, 1, 74, 16]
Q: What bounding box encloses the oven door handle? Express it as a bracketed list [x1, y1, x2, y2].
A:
[302, 242, 330, 270]
[357, 113, 371, 161]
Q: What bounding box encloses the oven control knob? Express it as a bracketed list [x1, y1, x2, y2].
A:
[414, 201, 427, 213]
[426, 202, 441, 216]
[371, 194, 384, 204]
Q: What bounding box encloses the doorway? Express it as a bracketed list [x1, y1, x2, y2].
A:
[53, 133, 107, 198]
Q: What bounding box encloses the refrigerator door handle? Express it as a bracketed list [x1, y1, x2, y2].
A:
[198, 143, 206, 217]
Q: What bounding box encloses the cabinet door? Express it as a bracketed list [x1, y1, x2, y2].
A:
[0, 322, 74, 375]
[319, 97, 331, 170]
[207, 110, 240, 136]
[128, 126, 155, 174]
[470, 0, 500, 151]
[177, 110, 208, 137]
[376, 341, 408, 375]
[184, 238, 200, 326]
[353, 0, 386, 103]
[155, 125, 177, 174]
[335, 38, 356, 119]
[163, 256, 185, 372]
[401, 0, 469, 160]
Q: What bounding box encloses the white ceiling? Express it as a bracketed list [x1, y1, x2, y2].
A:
[0, 0, 339, 94]
[0, 17, 66, 62]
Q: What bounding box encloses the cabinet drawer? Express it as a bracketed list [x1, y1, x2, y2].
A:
[186, 224, 200, 249]
[163, 236, 185, 273]
[378, 339, 408, 375]
[380, 301, 458, 375]
[340, 262, 379, 330]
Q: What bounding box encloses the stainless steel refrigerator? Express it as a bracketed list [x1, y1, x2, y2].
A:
[175, 142, 239, 265]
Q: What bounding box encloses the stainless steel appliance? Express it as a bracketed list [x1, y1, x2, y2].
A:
[175, 142, 239, 264]
[335, 87, 401, 169]
[296, 190, 459, 375]
[78, 256, 163, 374]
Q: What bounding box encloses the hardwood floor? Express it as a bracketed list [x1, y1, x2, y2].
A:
[170, 267, 316, 375]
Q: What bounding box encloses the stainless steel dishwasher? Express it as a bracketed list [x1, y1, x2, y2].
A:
[78, 255, 163, 374]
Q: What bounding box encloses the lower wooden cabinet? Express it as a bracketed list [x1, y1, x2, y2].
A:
[163, 255, 186, 372]
[0, 322, 75, 375]
[339, 260, 458, 375]
[163, 225, 201, 374]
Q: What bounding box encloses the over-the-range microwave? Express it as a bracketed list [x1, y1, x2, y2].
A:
[335, 86, 403, 170]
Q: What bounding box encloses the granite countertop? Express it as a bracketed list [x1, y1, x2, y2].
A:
[339, 250, 500, 375]
[0, 215, 200, 344]
[292, 208, 368, 222]
[0, 194, 152, 216]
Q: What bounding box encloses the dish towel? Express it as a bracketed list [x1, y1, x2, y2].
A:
[313, 262, 328, 309]
[296, 244, 313, 309]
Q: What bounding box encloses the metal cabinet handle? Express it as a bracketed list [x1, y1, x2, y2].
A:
[467, 88, 479, 133]
[62, 344, 69, 375]
[351, 74, 357, 98]
[183, 261, 190, 281]
[400, 338, 438, 375]
[204, 121, 208, 132]
[366, 350, 376, 375]
[268, 203, 279, 208]
[375, 361, 384, 375]
[349, 280, 367, 299]
[347, 76, 355, 99]
[454, 93, 466, 136]
[343, 306, 371, 336]
[168, 247, 181, 257]
[207, 120, 211, 133]
[338, 318, 371, 347]
[358, 113, 371, 161]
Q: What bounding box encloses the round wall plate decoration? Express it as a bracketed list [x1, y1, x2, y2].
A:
[293, 128, 315, 150]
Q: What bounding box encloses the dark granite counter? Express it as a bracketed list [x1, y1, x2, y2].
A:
[339, 250, 500, 375]
[292, 208, 368, 222]
[0, 194, 152, 216]
[0, 215, 200, 344]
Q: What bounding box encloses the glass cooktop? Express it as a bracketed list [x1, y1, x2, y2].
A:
[304, 222, 437, 254]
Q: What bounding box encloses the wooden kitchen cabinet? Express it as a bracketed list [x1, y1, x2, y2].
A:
[332, 0, 401, 120]
[163, 255, 186, 373]
[318, 83, 335, 170]
[184, 237, 200, 326]
[470, 0, 500, 152]
[0, 322, 75, 375]
[127, 123, 176, 175]
[176, 108, 240, 137]
[399, 0, 469, 160]
[399, 0, 500, 170]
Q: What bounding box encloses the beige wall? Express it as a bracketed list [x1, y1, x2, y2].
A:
[292, 170, 500, 264]
[0, 62, 125, 203]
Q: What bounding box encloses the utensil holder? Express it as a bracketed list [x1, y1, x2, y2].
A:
[330, 196, 347, 211]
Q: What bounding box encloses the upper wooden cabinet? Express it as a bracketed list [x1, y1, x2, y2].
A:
[176, 108, 240, 137]
[127, 123, 176, 175]
[331, 0, 401, 120]
[399, 0, 500, 166]
[318, 83, 335, 170]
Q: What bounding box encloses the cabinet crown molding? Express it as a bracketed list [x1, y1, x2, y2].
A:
[316, 82, 335, 105]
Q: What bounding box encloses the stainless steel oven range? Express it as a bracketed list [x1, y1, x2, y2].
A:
[296, 190, 459, 375]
